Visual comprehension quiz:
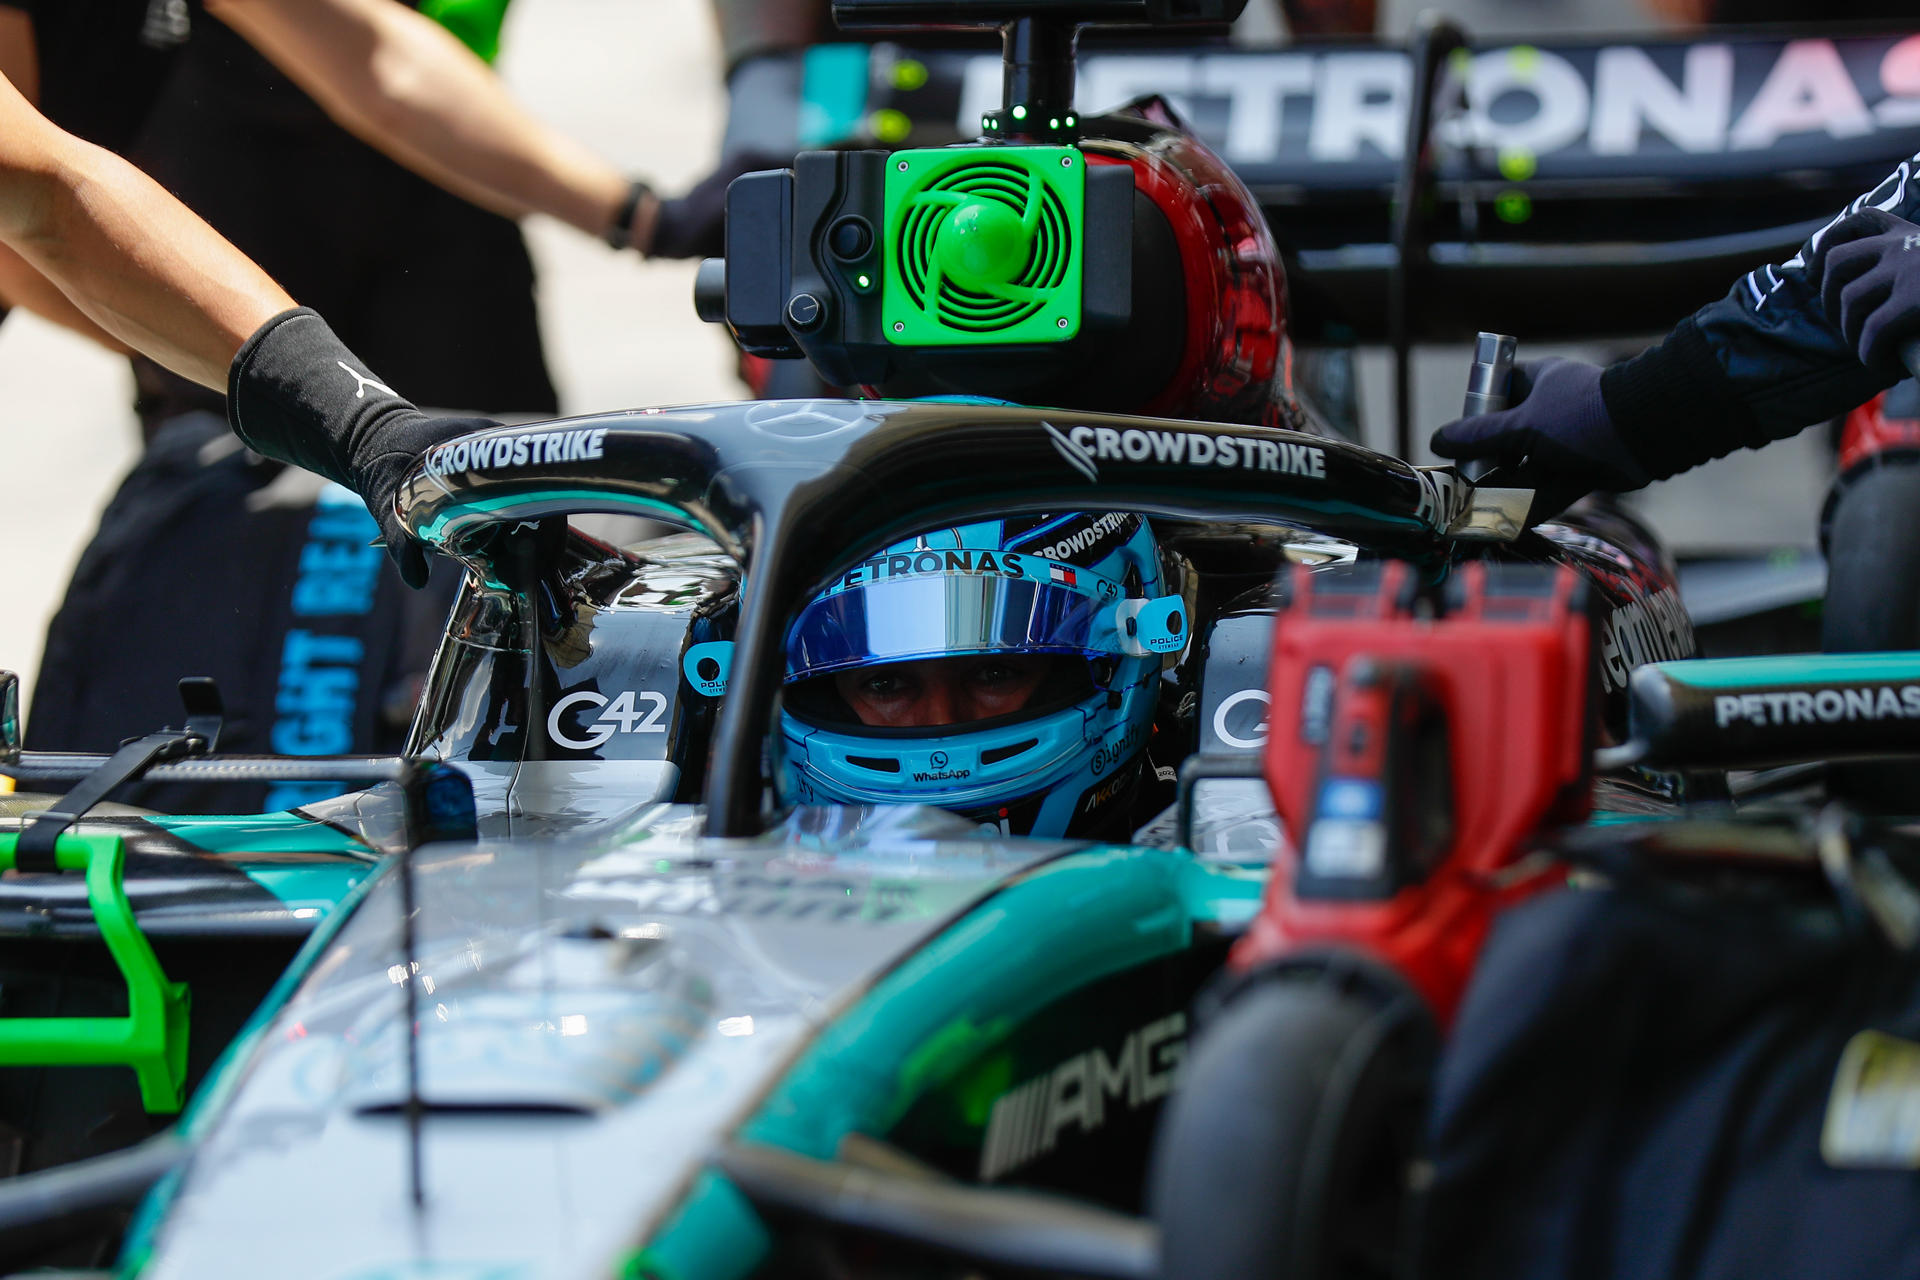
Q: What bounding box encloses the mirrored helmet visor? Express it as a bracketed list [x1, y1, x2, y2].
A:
[786, 575, 1125, 681]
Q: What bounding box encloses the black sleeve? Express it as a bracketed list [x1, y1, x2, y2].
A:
[227, 307, 418, 489]
[1599, 155, 1920, 479]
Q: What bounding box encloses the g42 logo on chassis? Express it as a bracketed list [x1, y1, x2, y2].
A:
[547, 689, 668, 750]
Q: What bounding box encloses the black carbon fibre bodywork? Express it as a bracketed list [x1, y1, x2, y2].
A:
[401, 403, 1690, 831]
[0, 813, 368, 940]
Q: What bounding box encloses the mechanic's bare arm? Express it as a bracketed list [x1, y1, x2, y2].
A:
[0, 65, 492, 589]
[0, 6, 122, 344]
[0, 237, 132, 351]
[0, 73, 293, 388]
[0, 7, 37, 104]
[209, 0, 634, 238]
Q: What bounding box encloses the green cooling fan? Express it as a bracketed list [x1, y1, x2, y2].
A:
[883, 145, 1085, 346]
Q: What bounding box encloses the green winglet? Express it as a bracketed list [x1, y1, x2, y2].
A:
[0, 832, 190, 1113]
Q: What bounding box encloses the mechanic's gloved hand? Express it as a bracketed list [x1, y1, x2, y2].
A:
[1429, 357, 1652, 523]
[227, 308, 495, 588]
[630, 150, 792, 260]
[1808, 207, 1920, 375]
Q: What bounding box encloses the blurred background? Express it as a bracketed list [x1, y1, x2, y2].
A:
[0, 0, 1832, 710]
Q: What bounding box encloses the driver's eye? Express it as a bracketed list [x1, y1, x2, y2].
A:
[969, 661, 1021, 687]
[859, 672, 916, 700]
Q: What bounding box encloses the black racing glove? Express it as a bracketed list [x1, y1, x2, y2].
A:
[1809, 207, 1920, 376]
[644, 150, 793, 260]
[227, 308, 494, 587]
[1429, 357, 1654, 524]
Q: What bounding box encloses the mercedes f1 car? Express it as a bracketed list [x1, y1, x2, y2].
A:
[5, 391, 1911, 1278]
[0, 403, 1675, 1277]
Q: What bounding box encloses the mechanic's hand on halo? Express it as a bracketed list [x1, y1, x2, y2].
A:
[1807, 207, 1920, 375]
[226, 308, 495, 588]
[1429, 357, 1652, 525]
[340, 407, 497, 589]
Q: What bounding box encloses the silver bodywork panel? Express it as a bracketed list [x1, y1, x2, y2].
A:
[141, 806, 1076, 1278]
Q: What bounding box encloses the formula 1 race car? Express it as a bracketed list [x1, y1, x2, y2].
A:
[0, 399, 1652, 1277]
[1, 1, 1917, 1277]
[3, 399, 1912, 1279]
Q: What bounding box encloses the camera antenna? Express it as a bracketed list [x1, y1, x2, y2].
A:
[399, 833, 425, 1209]
[831, 1, 1248, 143]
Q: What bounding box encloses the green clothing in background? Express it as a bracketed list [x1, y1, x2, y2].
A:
[419, 0, 511, 61]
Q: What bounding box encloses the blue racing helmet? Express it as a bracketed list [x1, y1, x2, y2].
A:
[778, 513, 1188, 838]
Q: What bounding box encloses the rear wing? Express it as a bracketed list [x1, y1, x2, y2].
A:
[826, 26, 1920, 340]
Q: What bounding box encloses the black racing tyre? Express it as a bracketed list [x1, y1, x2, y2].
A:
[1824, 461, 1920, 653]
[1148, 971, 1435, 1280]
[1822, 460, 1920, 808]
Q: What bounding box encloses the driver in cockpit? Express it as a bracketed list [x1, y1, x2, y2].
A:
[778, 513, 1188, 839]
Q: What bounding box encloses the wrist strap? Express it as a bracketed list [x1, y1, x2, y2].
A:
[227, 307, 414, 487]
[604, 178, 654, 250]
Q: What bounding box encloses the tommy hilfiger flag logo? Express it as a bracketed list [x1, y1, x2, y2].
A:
[1049, 563, 1077, 586]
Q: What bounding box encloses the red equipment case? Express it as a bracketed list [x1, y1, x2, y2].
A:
[1233, 560, 1597, 1022]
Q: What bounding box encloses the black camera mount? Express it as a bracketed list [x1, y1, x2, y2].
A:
[831, 0, 1247, 141]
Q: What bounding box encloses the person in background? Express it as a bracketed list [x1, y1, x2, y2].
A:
[1432, 175, 1920, 520]
[0, 66, 482, 628]
[0, 0, 738, 408]
[0, 0, 760, 809]
[0, 0, 747, 811]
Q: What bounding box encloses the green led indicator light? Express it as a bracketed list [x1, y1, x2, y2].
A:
[871, 108, 912, 144]
[1494, 189, 1533, 224]
[857, 274, 872, 288]
[891, 59, 929, 91]
[1497, 146, 1537, 182]
[1011, 104, 1027, 120]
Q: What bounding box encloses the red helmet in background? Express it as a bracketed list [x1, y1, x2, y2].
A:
[1083, 97, 1296, 430]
